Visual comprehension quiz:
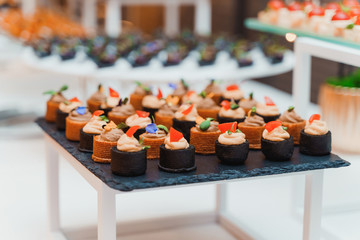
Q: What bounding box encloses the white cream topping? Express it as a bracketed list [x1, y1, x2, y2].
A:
[117, 134, 142, 152]
[83, 116, 107, 134]
[142, 95, 166, 108]
[218, 132, 246, 145]
[164, 136, 189, 150]
[125, 114, 152, 128]
[59, 101, 82, 113]
[222, 89, 244, 100]
[219, 107, 245, 119]
[256, 103, 280, 116]
[262, 126, 290, 142]
[174, 104, 199, 121]
[304, 120, 329, 135]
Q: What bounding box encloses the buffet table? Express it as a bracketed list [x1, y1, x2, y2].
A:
[36, 118, 350, 240]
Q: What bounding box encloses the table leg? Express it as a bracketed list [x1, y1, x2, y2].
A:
[303, 170, 324, 240]
[216, 183, 228, 217]
[45, 140, 61, 233]
[98, 184, 116, 240]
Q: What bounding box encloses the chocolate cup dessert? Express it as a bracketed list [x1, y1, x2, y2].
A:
[300, 130, 331, 156]
[261, 136, 294, 162]
[219, 96, 241, 104]
[99, 107, 112, 117]
[142, 107, 159, 121]
[79, 128, 98, 153]
[111, 147, 147, 177]
[56, 109, 68, 130]
[121, 127, 146, 140]
[172, 118, 196, 142]
[215, 140, 249, 165]
[217, 114, 245, 124]
[158, 144, 196, 173]
[256, 113, 281, 123]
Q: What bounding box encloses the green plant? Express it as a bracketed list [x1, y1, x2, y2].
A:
[326, 69, 360, 88]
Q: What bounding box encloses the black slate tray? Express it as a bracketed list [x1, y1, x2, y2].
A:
[36, 118, 350, 192]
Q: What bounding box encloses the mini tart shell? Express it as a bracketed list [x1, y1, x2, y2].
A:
[139, 134, 166, 159]
[111, 147, 147, 176]
[300, 130, 331, 156]
[130, 93, 145, 110]
[108, 112, 129, 125]
[79, 128, 99, 152]
[142, 106, 159, 120]
[155, 112, 173, 129]
[45, 101, 60, 122]
[261, 136, 294, 162]
[87, 99, 102, 113]
[238, 122, 265, 149]
[281, 120, 306, 145]
[159, 144, 196, 173]
[92, 135, 117, 163]
[197, 108, 219, 120]
[217, 114, 245, 124]
[172, 118, 196, 142]
[65, 117, 88, 141]
[190, 127, 221, 154]
[256, 113, 281, 123]
[56, 109, 68, 130]
[215, 140, 249, 165]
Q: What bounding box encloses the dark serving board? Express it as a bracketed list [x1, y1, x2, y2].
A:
[36, 118, 350, 192]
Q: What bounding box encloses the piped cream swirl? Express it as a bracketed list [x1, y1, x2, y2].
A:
[83, 116, 107, 134]
[164, 136, 189, 150]
[218, 132, 246, 145]
[101, 96, 120, 108]
[262, 126, 290, 142]
[68, 108, 92, 122]
[59, 101, 82, 113]
[304, 120, 329, 135]
[219, 107, 245, 119]
[110, 103, 135, 116]
[125, 114, 152, 128]
[174, 104, 199, 121]
[256, 103, 280, 116]
[279, 110, 303, 123]
[222, 89, 244, 100]
[142, 95, 166, 109]
[117, 134, 142, 152]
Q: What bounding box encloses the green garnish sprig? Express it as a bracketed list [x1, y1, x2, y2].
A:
[43, 85, 68, 96]
[117, 122, 128, 129]
[138, 138, 151, 150]
[100, 115, 109, 123]
[288, 106, 294, 112]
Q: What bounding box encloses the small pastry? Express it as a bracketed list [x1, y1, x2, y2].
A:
[238, 107, 265, 149]
[258, 0, 286, 25]
[108, 97, 136, 125]
[300, 114, 331, 156]
[87, 84, 106, 113]
[215, 122, 249, 165]
[261, 121, 294, 161]
[190, 117, 221, 154]
[256, 96, 280, 123]
[331, 11, 353, 37]
[125, 110, 152, 140]
[181, 90, 202, 105]
[278, 106, 306, 145]
[204, 79, 222, 104]
[99, 87, 120, 116]
[171, 79, 189, 102]
[139, 123, 168, 159]
[130, 81, 153, 110]
[44, 85, 68, 123]
[142, 88, 166, 119]
[196, 92, 220, 119]
[239, 92, 257, 114]
[93, 121, 124, 163]
[221, 84, 244, 104]
[111, 126, 148, 176]
[65, 106, 92, 141]
[159, 128, 196, 173]
[154, 96, 179, 129]
[79, 110, 108, 152]
[218, 100, 245, 123]
[172, 104, 199, 141]
[56, 97, 82, 130]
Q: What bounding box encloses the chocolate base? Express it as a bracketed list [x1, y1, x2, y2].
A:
[56, 109, 68, 130]
[300, 130, 331, 156]
[217, 114, 245, 124]
[261, 136, 294, 161]
[172, 118, 196, 142]
[99, 107, 112, 117]
[256, 113, 281, 123]
[159, 144, 196, 173]
[122, 127, 146, 140]
[215, 140, 249, 165]
[79, 128, 99, 153]
[219, 96, 241, 104]
[237, 59, 253, 67]
[142, 107, 159, 121]
[111, 147, 147, 176]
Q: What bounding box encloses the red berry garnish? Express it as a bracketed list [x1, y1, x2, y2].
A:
[325, 2, 341, 11]
[186, 90, 196, 97]
[157, 88, 163, 100]
[350, 7, 360, 17]
[109, 87, 119, 98]
[288, 2, 302, 11]
[268, 0, 285, 10]
[69, 97, 81, 102]
[264, 96, 275, 106]
[356, 16, 360, 25]
[218, 122, 238, 134]
[265, 121, 282, 133]
[308, 7, 325, 17]
[226, 84, 239, 91]
[309, 114, 321, 124]
[169, 127, 183, 142]
[126, 125, 140, 137]
[136, 110, 150, 118]
[332, 11, 351, 21]
[93, 110, 104, 116]
[182, 104, 194, 115]
[220, 100, 231, 110]
[344, 0, 359, 7]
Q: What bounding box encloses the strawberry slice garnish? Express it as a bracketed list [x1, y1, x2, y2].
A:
[288, 1, 302, 11]
[157, 88, 163, 100]
[226, 84, 239, 91]
[220, 100, 231, 111]
[93, 110, 104, 116]
[309, 114, 321, 124]
[265, 121, 282, 133]
[182, 104, 194, 115]
[332, 11, 351, 21]
[325, 2, 341, 11]
[268, 0, 285, 10]
[136, 110, 150, 118]
[69, 97, 81, 102]
[218, 122, 238, 134]
[109, 87, 119, 98]
[264, 96, 275, 106]
[308, 7, 325, 17]
[126, 125, 140, 137]
[169, 127, 183, 142]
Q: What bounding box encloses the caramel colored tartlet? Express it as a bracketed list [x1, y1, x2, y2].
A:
[139, 133, 166, 159]
[65, 108, 92, 141]
[130, 93, 145, 110]
[87, 99, 102, 113]
[282, 121, 306, 145]
[190, 120, 221, 154]
[197, 108, 219, 120]
[92, 135, 117, 163]
[155, 112, 173, 129]
[45, 101, 60, 122]
[238, 122, 264, 149]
